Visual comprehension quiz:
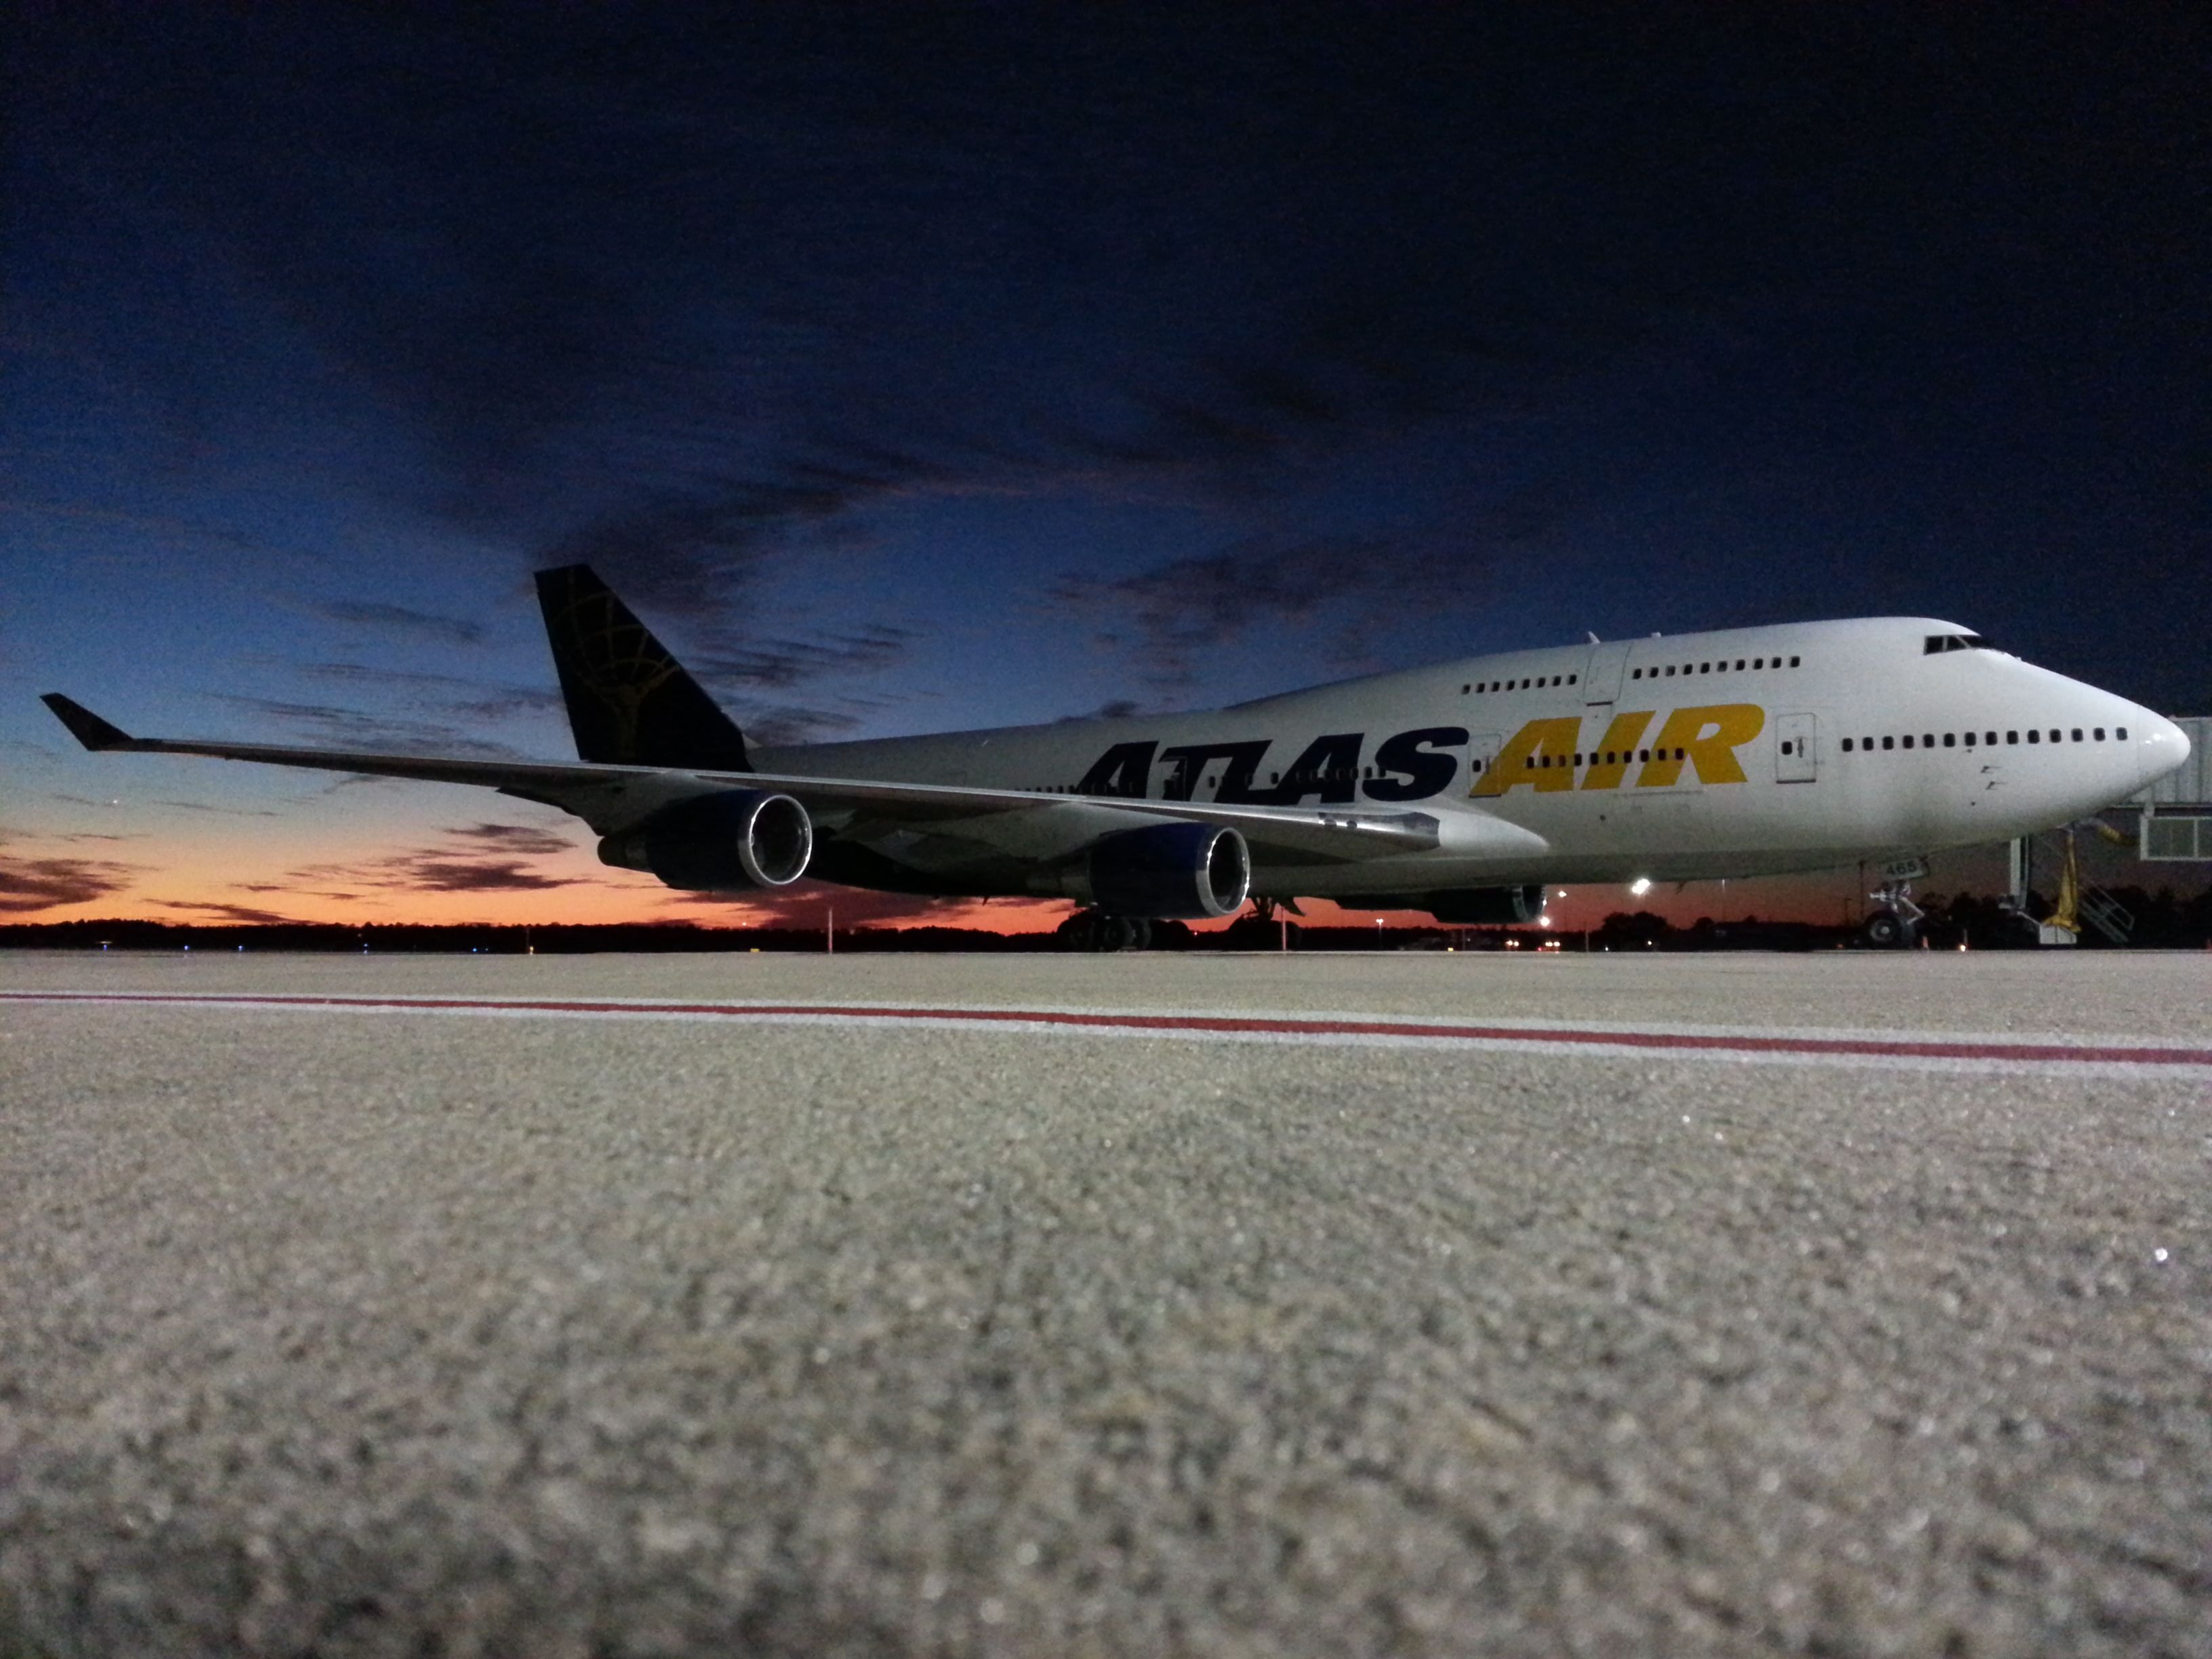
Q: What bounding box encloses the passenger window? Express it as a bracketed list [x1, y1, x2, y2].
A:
[1964, 732, 1976, 746]
[1781, 740, 1794, 756]
[1675, 747, 1685, 760]
[2093, 726, 2105, 741]
[1470, 760, 1483, 774]
[1882, 736, 1895, 750]
[1862, 735, 1873, 749]
[1462, 683, 1471, 694]
[1923, 734, 1933, 747]
[1638, 749, 1650, 762]
[1789, 655, 1801, 667]
[1902, 735, 1914, 749]
[1700, 662, 1710, 673]
[1841, 738, 1854, 752]
[1665, 665, 1676, 676]
[1568, 674, 1577, 684]
[2007, 731, 2019, 744]
[1631, 668, 1642, 679]
[1943, 733, 1955, 747]
[2118, 726, 2129, 740]
[2049, 729, 2060, 743]
[1734, 659, 1744, 670]
[1986, 731, 1997, 745]
[2070, 728, 2082, 741]
[2028, 730, 2039, 743]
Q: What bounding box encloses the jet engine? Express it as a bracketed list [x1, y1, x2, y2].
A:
[598, 790, 813, 892]
[1418, 884, 1547, 926]
[1088, 822, 1250, 919]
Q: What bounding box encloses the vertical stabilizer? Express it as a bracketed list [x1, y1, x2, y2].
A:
[533, 565, 752, 771]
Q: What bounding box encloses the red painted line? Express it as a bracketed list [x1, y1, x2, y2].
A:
[5, 989, 2211, 1069]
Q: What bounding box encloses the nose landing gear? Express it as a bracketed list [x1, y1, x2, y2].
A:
[1862, 880, 1924, 949]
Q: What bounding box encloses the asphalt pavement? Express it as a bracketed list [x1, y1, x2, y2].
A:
[3, 949, 2209, 1657]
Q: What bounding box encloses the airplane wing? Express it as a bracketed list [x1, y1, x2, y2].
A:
[37, 694, 1524, 862]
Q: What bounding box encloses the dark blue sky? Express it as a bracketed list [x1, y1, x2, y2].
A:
[4, 4, 2207, 926]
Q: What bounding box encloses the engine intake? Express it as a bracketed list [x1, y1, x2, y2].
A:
[599, 790, 813, 892]
[1088, 822, 1250, 919]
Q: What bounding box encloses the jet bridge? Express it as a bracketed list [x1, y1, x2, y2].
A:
[2126, 714, 2212, 861]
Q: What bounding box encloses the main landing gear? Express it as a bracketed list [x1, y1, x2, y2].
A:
[1862, 879, 1925, 949]
[1057, 909, 1153, 952]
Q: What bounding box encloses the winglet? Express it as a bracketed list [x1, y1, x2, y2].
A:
[41, 693, 135, 751]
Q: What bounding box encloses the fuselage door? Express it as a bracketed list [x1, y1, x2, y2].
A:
[1776, 712, 1817, 783]
[1584, 640, 1631, 705]
[1467, 732, 1503, 793]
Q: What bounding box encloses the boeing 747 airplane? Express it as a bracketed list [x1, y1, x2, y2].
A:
[43, 565, 2190, 947]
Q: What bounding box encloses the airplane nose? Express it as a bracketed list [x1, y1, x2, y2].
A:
[2137, 711, 2191, 790]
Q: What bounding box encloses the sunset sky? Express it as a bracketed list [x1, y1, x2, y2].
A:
[5, 6, 2206, 935]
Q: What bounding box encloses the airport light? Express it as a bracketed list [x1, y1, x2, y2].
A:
[1629, 877, 1652, 897]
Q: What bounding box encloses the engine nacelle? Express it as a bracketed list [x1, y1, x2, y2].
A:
[1420, 884, 1547, 926]
[1088, 822, 1250, 919]
[598, 790, 813, 893]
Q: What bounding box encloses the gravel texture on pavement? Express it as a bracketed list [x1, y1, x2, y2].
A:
[2, 950, 2209, 1658]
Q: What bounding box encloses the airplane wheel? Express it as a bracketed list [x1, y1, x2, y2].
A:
[1059, 911, 1155, 952]
[1863, 909, 1911, 949]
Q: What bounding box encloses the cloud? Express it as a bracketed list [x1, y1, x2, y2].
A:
[1054, 525, 1531, 689]
[445, 822, 574, 857]
[295, 661, 565, 722]
[277, 821, 583, 898]
[152, 798, 283, 818]
[1059, 699, 1142, 722]
[695, 624, 912, 692]
[312, 600, 485, 644]
[19, 9, 1671, 658]
[398, 859, 575, 893]
[0, 855, 134, 912]
[152, 899, 301, 924]
[216, 695, 529, 758]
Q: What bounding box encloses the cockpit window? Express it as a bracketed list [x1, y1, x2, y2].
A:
[1923, 633, 1993, 654]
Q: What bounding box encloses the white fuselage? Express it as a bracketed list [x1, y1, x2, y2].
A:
[758, 618, 2188, 901]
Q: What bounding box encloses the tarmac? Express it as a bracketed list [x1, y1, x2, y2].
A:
[2, 948, 2209, 1658]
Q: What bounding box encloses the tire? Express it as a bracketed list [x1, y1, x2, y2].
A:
[1863, 909, 1907, 949]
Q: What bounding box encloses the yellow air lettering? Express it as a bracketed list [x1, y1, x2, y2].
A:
[1577, 710, 1656, 792]
[1635, 703, 1765, 787]
[1472, 716, 1582, 797]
